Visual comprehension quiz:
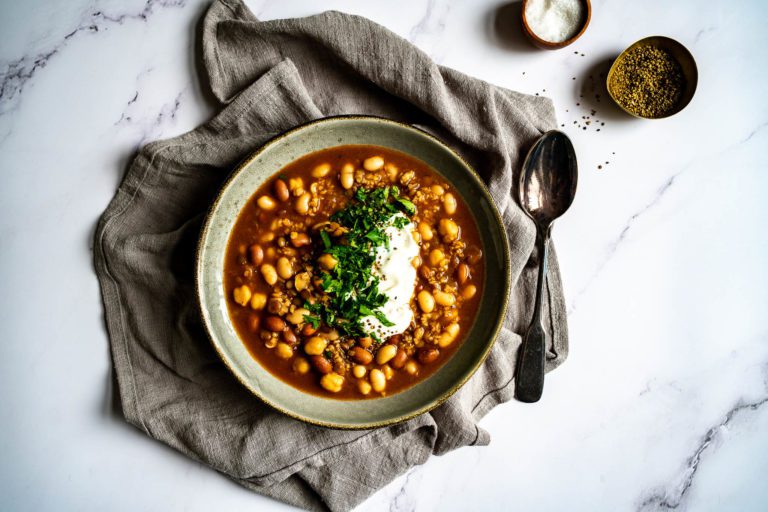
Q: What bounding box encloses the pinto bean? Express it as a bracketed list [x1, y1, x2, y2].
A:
[350, 346, 373, 364]
[282, 329, 298, 344]
[273, 179, 290, 202]
[456, 263, 470, 284]
[249, 244, 264, 266]
[309, 355, 332, 374]
[264, 315, 285, 332]
[418, 347, 440, 364]
[390, 348, 408, 369]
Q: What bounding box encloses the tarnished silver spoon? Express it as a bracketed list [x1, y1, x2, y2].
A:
[515, 130, 578, 403]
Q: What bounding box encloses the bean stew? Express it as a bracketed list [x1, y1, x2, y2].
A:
[224, 145, 484, 398]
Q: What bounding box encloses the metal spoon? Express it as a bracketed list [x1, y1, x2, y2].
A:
[515, 130, 578, 403]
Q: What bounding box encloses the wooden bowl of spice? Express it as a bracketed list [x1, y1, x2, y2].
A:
[521, 0, 591, 50]
[607, 36, 698, 119]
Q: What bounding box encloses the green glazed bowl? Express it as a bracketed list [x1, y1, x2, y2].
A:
[196, 116, 510, 429]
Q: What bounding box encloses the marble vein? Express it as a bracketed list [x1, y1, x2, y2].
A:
[567, 173, 676, 315]
[408, 0, 451, 62]
[0, 0, 187, 117]
[636, 395, 768, 511]
[388, 468, 421, 512]
[114, 81, 185, 151]
[693, 26, 717, 43]
[738, 119, 768, 144]
[567, 119, 768, 316]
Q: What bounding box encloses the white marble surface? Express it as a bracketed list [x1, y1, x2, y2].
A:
[1, 0, 767, 510]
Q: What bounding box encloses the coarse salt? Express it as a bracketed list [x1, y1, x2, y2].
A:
[524, 0, 585, 43]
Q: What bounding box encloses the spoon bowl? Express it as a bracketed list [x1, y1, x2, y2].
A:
[515, 131, 577, 403]
[520, 131, 578, 228]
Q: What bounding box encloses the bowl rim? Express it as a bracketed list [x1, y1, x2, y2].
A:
[521, 0, 592, 50]
[195, 115, 511, 429]
[606, 35, 699, 119]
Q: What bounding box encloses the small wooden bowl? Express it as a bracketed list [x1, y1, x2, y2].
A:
[521, 0, 591, 50]
[606, 36, 698, 119]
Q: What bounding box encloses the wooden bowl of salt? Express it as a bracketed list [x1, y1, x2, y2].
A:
[522, 0, 591, 49]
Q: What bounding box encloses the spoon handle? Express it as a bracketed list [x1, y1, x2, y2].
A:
[515, 230, 549, 403]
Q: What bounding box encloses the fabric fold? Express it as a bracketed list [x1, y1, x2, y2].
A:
[93, 1, 569, 510]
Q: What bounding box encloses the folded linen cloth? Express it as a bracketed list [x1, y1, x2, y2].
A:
[93, 0, 569, 510]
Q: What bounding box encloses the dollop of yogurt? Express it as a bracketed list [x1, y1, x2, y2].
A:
[359, 214, 419, 339]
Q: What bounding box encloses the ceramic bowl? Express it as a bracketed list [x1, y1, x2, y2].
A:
[196, 116, 510, 429]
[606, 36, 698, 119]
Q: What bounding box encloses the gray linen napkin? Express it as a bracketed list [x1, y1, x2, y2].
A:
[93, 0, 568, 510]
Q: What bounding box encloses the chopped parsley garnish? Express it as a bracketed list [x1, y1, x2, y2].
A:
[305, 186, 415, 339]
[303, 314, 321, 329]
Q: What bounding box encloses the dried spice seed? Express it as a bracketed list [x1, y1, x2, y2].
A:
[609, 45, 684, 118]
